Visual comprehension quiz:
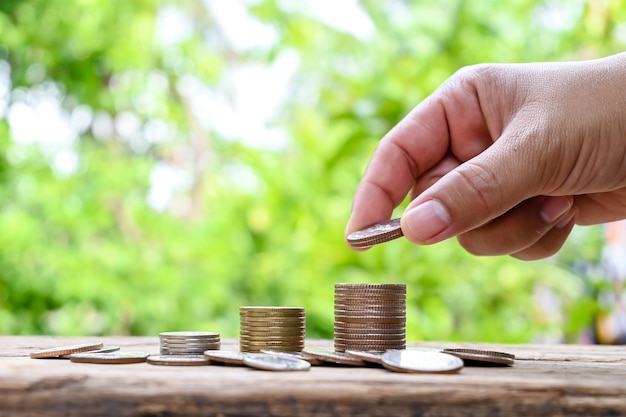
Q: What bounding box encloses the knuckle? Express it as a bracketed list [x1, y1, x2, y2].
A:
[449, 161, 505, 223]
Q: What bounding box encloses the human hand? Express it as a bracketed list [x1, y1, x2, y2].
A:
[346, 52, 626, 260]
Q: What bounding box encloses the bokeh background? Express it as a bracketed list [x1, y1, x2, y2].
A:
[0, 0, 625, 343]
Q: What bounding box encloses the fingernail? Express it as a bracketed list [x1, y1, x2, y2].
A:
[540, 197, 571, 224]
[404, 200, 451, 241]
[556, 211, 576, 229]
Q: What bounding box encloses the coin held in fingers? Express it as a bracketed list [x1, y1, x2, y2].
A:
[347, 218, 403, 248]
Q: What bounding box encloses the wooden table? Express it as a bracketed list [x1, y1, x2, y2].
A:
[1, 336, 625, 417]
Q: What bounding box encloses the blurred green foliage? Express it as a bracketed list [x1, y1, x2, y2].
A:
[0, 0, 624, 342]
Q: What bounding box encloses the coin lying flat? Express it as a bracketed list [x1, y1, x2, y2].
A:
[344, 350, 386, 364]
[302, 349, 366, 366]
[335, 283, 406, 290]
[260, 350, 323, 365]
[442, 348, 515, 366]
[204, 350, 248, 366]
[69, 351, 149, 364]
[61, 346, 121, 359]
[243, 353, 311, 371]
[147, 355, 210, 366]
[346, 218, 403, 248]
[381, 350, 463, 374]
[30, 342, 104, 359]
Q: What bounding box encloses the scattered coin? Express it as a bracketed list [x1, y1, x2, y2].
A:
[61, 346, 121, 359]
[442, 348, 515, 366]
[345, 350, 385, 364]
[147, 355, 210, 366]
[30, 342, 104, 359]
[243, 353, 311, 371]
[302, 349, 366, 366]
[346, 218, 403, 248]
[381, 350, 463, 374]
[260, 350, 323, 365]
[69, 351, 149, 364]
[204, 350, 248, 366]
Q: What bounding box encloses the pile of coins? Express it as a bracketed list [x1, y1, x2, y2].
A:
[334, 283, 406, 353]
[239, 306, 305, 353]
[159, 331, 221, 355]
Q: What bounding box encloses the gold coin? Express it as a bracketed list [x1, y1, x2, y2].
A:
[239, 337, 304, 345]
[239, 328, 305, 334]
[240, 341, 304, 347]
[30, 342, 104, 359]
[240, 345, 304, 353]
[69, 351, 149, 364]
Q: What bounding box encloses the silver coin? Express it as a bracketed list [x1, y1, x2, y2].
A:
[260, 350, 323, 365]
[159, 348, 218, 355]
[335, 283, 406, 289]
[345, 219, 404, 247]
[344, 350, 386, 364]
[442, 348, 515, 366]
[381, 350, 463, 373]
[301, 349, 365, 366]
[334, 328, 405, 334]
[243, 353, 311, 371]
[147, 355, 210, 366]
[69, 351, 150, 364]
[203, 350, 247, 365]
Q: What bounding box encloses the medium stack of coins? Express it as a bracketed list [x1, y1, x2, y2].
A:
[159, 331, 221, 355]
[334, 283, 406, 353]
[239, 306, 305, 353]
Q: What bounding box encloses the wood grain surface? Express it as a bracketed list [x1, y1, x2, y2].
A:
[1, 336, 625, 417]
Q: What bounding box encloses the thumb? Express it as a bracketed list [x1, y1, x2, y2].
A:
[400, 141, 541, 244]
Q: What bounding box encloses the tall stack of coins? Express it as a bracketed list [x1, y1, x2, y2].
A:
[334, 283, 406, 353]
[239, 306, 305, 353]
[159, 331, 221, 355]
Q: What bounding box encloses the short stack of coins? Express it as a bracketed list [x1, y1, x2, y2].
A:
[159, 331, 221, 355]
[239, 306, 305, 353]
[334, 283, 406, 353]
